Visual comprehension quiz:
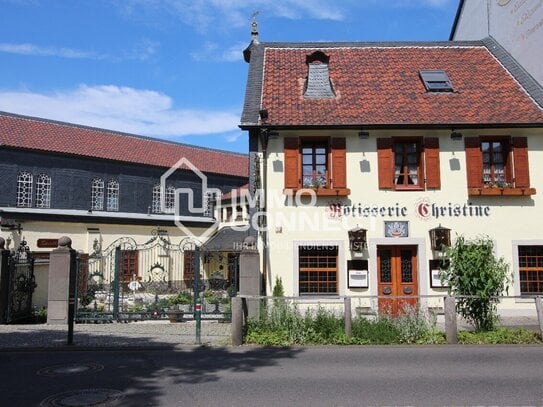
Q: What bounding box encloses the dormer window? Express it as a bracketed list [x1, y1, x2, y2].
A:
[419, 70, 453, 92]
[304, 51, 335, 98]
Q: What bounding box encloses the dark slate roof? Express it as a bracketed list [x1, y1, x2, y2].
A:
[201, 226, 248, 252]
[0, 111, 248, 178]
[240, 38, 543, 128]
[304, 63, 335, 98]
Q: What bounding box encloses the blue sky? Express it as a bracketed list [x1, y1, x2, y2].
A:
[0, 0, 459, 154]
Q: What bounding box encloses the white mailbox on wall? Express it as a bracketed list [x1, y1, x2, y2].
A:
[347, 260, 368, 288]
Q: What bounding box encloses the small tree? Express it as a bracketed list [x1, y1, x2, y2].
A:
[440, 235, 511, 331]
[272, 276, 285, 297]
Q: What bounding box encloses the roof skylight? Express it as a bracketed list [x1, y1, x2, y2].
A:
[419, 70, 453, 92]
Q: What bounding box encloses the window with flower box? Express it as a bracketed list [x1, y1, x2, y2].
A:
[284, 137, 349, 196]
[465, 136, 535, 196]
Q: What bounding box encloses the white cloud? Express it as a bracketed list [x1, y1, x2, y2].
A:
[191, 41, 246, 62]
[0, 39, 160, 62]
[122, 0, 453, 32]
[122, 0, 345, 33]
[224, 132, 242, 142]
[0, 85, 240, 137]
[0, 43, 104, 59]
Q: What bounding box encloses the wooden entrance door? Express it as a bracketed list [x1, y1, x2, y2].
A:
[377, 245, 418, 315]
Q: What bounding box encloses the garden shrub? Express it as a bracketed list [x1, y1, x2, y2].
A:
[440, 235, 511, 331]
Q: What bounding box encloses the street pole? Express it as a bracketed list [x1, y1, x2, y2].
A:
[194, 246, 201, 345]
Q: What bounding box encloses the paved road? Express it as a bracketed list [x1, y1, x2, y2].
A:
[2, 345, 543, 406]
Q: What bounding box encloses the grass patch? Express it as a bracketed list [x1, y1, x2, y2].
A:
[458, 328, 542, 344]
[246, 302, 445, 345]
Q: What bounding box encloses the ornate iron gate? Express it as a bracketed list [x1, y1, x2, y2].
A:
[75, 230, 233, 322]
[4, 239, 35, 323]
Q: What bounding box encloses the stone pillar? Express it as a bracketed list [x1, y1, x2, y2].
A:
[344, 297, 352, 338]
[231, 296, 243, 346]
[444, 296, 458, 344]
[47, 237, 76, 325]
[0, 238, 10, 324]
[239, 236, 261, 319]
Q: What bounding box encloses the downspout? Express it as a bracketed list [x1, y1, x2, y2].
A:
[259, 128, 269, 295]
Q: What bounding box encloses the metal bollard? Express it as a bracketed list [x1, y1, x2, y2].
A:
[195, 297, 202, 345]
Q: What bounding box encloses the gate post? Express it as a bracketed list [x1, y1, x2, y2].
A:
[239, 236, 261, 319]
[47, 237, 76, 325]
[112, 246, 121, 321]
[0, 238, 10, 324]
[231, 296, 243, 346]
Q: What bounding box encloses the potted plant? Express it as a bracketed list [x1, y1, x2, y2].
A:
[166, 291, 193, 322]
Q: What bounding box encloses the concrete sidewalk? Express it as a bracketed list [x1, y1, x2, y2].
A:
[0, 320, 231, 350]
[1, 315, 540, 351]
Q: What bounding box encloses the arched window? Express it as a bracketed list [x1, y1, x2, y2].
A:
[106, 180, 119, 211]
[16, 171, 33, 207]
[91, 178, 104, 210]
[35, 173, 52, 208]
[151, 184, 175, 213]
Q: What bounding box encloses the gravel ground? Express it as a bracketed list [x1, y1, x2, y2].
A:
[0, 320, 231, 350]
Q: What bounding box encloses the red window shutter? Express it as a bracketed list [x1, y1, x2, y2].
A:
[424, 137, 441, 189]
[331, 137, 347, 189]
[377, 138, 393, 189]
[464, 137, 482, 188]
[284, 137, 300, 189]
[513, 137, 530, 188]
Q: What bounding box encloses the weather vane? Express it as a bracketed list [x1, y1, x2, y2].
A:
[250, 10, 259, 23]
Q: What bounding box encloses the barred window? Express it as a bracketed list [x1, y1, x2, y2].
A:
[91, 178, 104, 211]
[106, 180, 119, 211]
[518, 246, 543, 295]
[299, 245, 338, 295]
[151, 185, 161, 213]
[35, 173, 52, 208]
[203, 192, 215, 217]
[16, 171, 33, 207]
[151, 184, 175, 213]
[164, 185, 175, 213]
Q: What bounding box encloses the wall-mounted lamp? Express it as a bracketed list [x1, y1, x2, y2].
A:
[348, 226, 367, 252]
[0, 218, 21, 233]
[358, 131, 370, 140]
[259, 109, 269, 121]
[429, 224, 451, 251]
[450, 131, 463, 141]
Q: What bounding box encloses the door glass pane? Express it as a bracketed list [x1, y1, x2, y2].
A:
[380, 250, 392, 283]
[400, 250, 413, 283]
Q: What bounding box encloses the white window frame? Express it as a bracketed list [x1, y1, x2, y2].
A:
[35, 173, 52, 208]
[106, 179, 119, 211]
[91, 178, 104, 211]
[16, 171, 33, 207]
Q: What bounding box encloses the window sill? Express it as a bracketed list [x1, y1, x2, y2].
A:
[284, 188, 351, 197]
[393, 186, 425, 191]
[468, 187, 537, 196]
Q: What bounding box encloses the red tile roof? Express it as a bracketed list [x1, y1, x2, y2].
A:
[221, 183, 249, 200]
[260, 46, 543, 126]
[0, 112, 248, 178]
